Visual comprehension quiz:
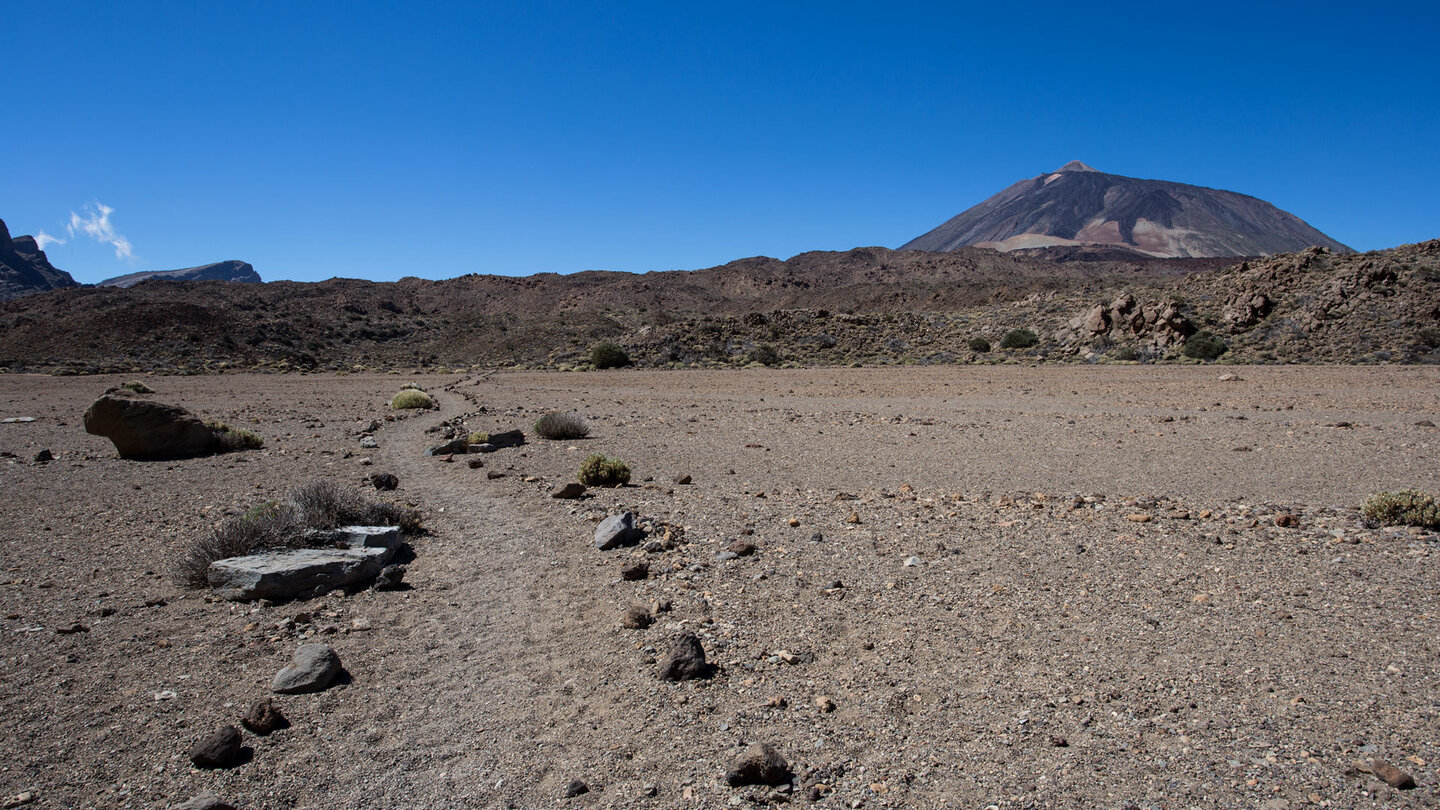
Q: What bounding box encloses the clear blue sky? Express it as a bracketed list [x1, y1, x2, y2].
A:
[5, 1, 1437, 284]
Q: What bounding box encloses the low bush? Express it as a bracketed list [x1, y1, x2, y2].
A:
[1362, 491, 1440, 530]
[591, 341, 630, 369]
[205, 420, 264, 451]
[534, 411, 590, 440]
[391, 389, 435, 409]
[578, 453, 631, 487]
[999, 329, 1039, 349]
[748, 344, 780, 366]
[467, 431, 489, 445]
[1182, 331, 1228, 361]
[175, 481, 423, 588]
[1110, 346, 1140, 362]
[968, 337, 991, 353]
[120, 380, 155, 394]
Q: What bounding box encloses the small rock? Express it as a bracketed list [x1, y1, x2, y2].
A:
[815, 696, 836, 712]
[425, 438, 469, 456]
[486, 471, 505, 479]
[845, 512, 861, 524]
[1370, 759, 1417, 789]
[373, 564, 406, 590]
[240, 698, 286, 735]
[1, 793, 35, 810]
[620, 561, 649, 580]
[359, 435, 378, 449]
[32, 449, 53, 463]
[725, 742, 790, 787]
[1415, 420, 1435, 427]
[551, 482, 587, 499]
[903, 556, 921, 567]
[810, 532, 824, 542]
[370, 473, 399, 491]
[1217, 373, 1243, 382]
[1275, 513, 1299, 528]
[1049, 735, 1069, 747]
[55, 621, 88, 634]
[622, 604, 652, 629]
[358, 456, 372, 466]
[168, 794, 236, 810]
[189, 725, 243, 768]
[271, 644, 342, 694]
[1126, 514, 1152, 523]
[467, 458, 484, 469]
[658, 633, 711, 680]
[727, 540, 757, 556]
[674, 474, 692, 485]
[595, 512, 641, 550]
[563, 779, 590, 798]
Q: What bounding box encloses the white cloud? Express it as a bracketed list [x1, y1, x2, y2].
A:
[35, 230, 65, 251]
[66, 202, 135, 261]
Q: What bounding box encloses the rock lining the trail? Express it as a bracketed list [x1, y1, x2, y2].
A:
[207, 526, 401, 601]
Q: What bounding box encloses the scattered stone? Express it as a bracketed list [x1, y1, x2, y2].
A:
[810, 532, 824, 542]
[658, 633, 711, 680]
[240, 698, 286, 735]
[486, 471, 506, 479]
[0, 416, 35, 424]
[168, 794, 235, 810]
[623, 604, 652, 629]
[425, 438, 469, 456]
[370, 472, 399, 491]
[373, 564, 406, 590]
[1370, 759, 1416, 789]
[674, 473, 692, 485]
[1275, 513, 1299, 528]
[551, 482, 586, 499]
[595, 512, 641, 550]
[903, 556, 921, 567]
[271, 644, 342, 694]
[83, 391, 224, 459]
[188, 725, 243, 768]
[467, 458, 484, 469]
[1, 792, 35, 809]
[1126, 514, 1152, 523]
[620, 561, 649, 581]
[1416, 420, 1435, 427]
[209, 539, 397, 602]
[725, 742, 790, 787]
[32, 449, 52, 463]
[815, 696, 836, 713]
[55, 621, 88, 634]
[359, 435, 378, 449]
[1217, 373, 1244, 382]
[845, 512, 861, 524]
[563, 779, 590, 798]
[727, 540, 757, 557]
[1049, 735, 1069, 747]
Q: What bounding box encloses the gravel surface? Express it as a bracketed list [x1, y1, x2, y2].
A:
[1, 367, 1438, 809]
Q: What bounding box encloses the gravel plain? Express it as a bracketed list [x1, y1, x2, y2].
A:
[1, 366, 1439, 810]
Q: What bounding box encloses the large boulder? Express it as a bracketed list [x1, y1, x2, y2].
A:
[207, 526, 401, 601]
[83, 390, 220, 459]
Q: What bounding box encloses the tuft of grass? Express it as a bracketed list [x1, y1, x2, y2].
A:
[533, 411, 590, 440]
[205, 420, 264, 451]
[999, 329, 1039, 350]
[120, 380, 155, 394]
[967, 337, 991, 353]
[1362, 491, 1440, 530]
[578, 453, 631, 487]
[467, 431, 490, 445]
[591, 341, 630, 369]
[391, 389, 435, 409]
[175, 480, 424, 588]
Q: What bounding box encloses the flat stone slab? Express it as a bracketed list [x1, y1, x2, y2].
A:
[208, 543, 395, 602]
[306, 525, 401, 552]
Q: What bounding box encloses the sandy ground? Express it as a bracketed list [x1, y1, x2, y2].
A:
[1, 366, 1438, 810]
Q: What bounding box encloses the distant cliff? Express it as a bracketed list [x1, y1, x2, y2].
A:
[99, 260, 261, 288]
[0, 218, 80, 301]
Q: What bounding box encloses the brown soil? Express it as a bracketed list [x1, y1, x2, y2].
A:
[2, 367, 1438, 809]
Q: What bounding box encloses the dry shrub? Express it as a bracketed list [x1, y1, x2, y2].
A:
[579, 453, 630, 487]
[206, 420, 264, 451]
[391, 389, 435, 409]
[120, 380, 155, 394]
[1362, 491, 1440, 529]
[175, 481, 423, 588]
[533, 411, 590, 440]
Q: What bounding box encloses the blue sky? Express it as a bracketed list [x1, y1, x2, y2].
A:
[5, 1, 1437, 284]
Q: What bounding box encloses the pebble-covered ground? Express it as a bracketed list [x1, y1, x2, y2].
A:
[1, 366, 1438, 810]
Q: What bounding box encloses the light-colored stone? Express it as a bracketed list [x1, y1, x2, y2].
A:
[272, 643, 342, 693]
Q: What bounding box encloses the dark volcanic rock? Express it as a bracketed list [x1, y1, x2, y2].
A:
[189, 725, 243, 768]
[240, 698, 287, 734]
[658, 633, 711, 681]
[725, 743, 790, 787]
[0, 217, 80, 301]
[83, 390, 221, 459]
[99, 260, 261, 288]
[370, 472, 399, 490]
[902, 161, 1351, 258]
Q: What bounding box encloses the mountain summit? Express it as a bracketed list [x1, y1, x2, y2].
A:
[902, 163, 1351, 258]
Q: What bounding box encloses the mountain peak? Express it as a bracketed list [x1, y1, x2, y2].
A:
[1056, 160, 1099, 173]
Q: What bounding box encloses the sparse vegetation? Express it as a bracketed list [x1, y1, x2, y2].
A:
[1182, 331, 1228, 361]
[533, 411, 590, 440]
[591, 341, 630, 369]
[467, 431, 489, 445]
[968, 337, 991, 353]
[999, 329, 1039, 349]
[1110, 346, 1140, 362]
[391, 389, 435, 409]
[748, 344, 780, 366]
[205, 420, 264, 451]
[120, 380, 154, 394]
[175, 480, 422, 588]
[1362, 490, 1440, 530]
[578, 453, 631, 487]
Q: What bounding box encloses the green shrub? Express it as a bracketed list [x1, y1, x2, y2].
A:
[748, 344, 780, 366]
[1182, 331, 1228, 361]
[578, 453, 631, 487]
[1362, 491, 1440, 529]
[205, 420, 264, 451]
[1417, 327, 1440, 349]
[1110, 346, 1140, 362]
[391, 389, 435, 409]
[591, 342, 630, 369]
[534, 411, 590, 440]
[175, 480, 423, 588]
[968, 337, 991, 353]
[467, 431, 490, 445]
[999, 329, 1039, 349]
[120, 380, 155, 394]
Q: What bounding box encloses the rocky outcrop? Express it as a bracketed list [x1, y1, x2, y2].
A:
[1065, 293, 1195, 347]
[0, 217, 80, 301]
[99, 260, 261, 288]
[83, 390, 221, 459]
